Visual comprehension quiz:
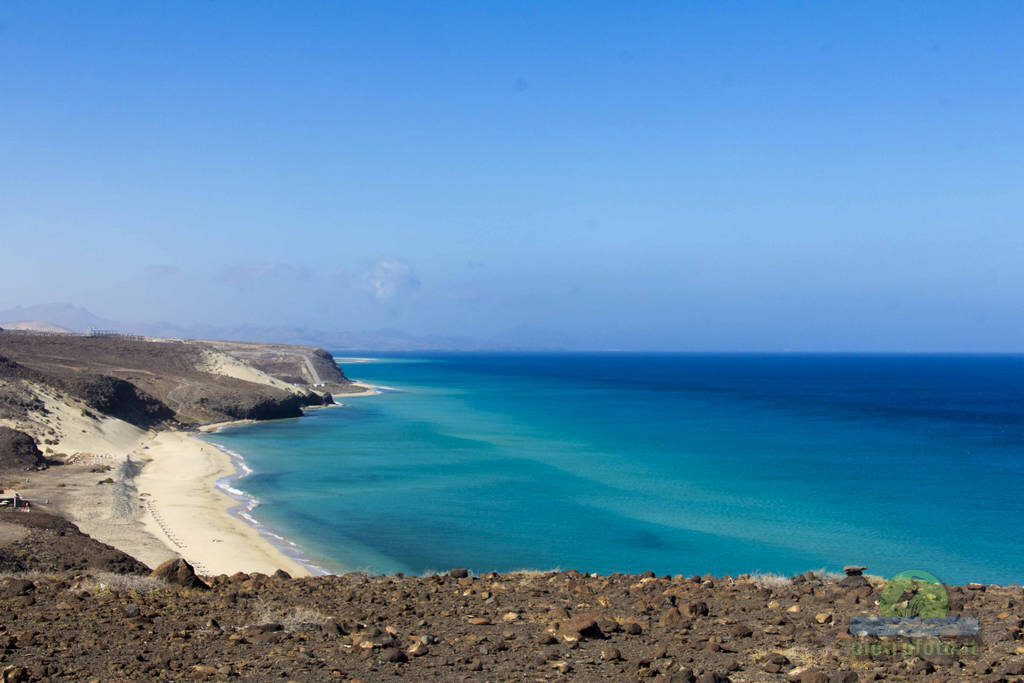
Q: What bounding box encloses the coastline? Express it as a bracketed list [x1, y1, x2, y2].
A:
[22, 381, 385, 578]
[154, 379, 386, 576]
[334, 380, 382, 397]
[132, 429, 312, 577]
[190, 379, 388, 574]
[203, 438, 332, 576]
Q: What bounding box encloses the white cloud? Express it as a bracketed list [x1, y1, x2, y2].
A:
[363, 259, 420, 301]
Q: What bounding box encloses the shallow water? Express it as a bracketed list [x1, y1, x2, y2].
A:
[203, 353, 1024, 584]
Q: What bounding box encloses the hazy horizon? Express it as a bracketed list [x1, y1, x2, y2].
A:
[3, 3, 1023, 352]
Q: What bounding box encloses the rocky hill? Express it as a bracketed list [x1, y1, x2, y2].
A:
[199, 339, 353, 390]
[0, 331, 340, 430]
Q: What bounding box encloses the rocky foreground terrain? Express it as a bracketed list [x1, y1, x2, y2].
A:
[0, 507, 1020, 682]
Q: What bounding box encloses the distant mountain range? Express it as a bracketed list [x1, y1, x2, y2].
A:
[0, 304, 120, 334]
[0, 320, 74, 334]
[0, 303, 504, 351]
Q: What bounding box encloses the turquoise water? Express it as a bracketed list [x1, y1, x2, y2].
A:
[204, 353, 1024, 585]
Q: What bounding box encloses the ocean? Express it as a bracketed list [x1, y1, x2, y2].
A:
[202, 353, 1024, 585]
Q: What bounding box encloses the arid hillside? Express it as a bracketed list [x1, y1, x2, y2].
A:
[0, 331, 342, 430]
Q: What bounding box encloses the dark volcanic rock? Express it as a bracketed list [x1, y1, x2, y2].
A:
[0, 510, 148, 574]
[685, 600, 710, 617]
[0, 427, 47, 471]
[839, 574, 870, 588]
[152, 558, 209, 589]
[60, 373, 175, 428]
[559, 614, 605, 641]
[0, 561, 1017, 682]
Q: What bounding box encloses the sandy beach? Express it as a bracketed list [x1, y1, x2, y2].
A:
[134, 430, 311, 577]
[335, 380, 382, 397]
[18, 396, 312, 577]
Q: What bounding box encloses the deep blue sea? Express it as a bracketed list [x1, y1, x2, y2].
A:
[203, 353, 1024, 585]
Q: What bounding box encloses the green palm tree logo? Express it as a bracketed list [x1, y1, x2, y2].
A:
[879, 569, 948, 619]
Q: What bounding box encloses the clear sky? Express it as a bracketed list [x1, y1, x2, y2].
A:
[2, 1, 1022, 350]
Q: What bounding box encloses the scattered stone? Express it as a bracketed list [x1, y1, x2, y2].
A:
[549, 660, 572, 674]
[843, 566, 867, 576]
[696, 672, 730, 683]
[449, 568, 469, 579]
[660, 607, 688, 628]
[674, 667, 695, 682]
[838, 575, 869, 589]
[0, 666, 27, 683]
[1002, 660, 1024, 676]
[2, 579, 35, 597]
[558, 615, 604, 641]
[0, 548, 1015, 682]
[685, 600, 710, 617]
[730, 623, 753, 638]
[190, 665, 219, 680]
[795, 669, 829, 683]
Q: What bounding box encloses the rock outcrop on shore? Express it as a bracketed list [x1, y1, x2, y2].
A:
[0, 557, 1019, 681]
[0, 427, 48, 471]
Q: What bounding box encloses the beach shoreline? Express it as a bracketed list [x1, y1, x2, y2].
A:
[335, 380, 382, 397]
[20, 381, 384, 578]
[132, 429, 313, 577]
[128, 379, 386, 576]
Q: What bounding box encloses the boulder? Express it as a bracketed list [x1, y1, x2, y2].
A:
[838, 575, 870, 589]
[659, 607, 688, 628]
[151, 558, 209, 589]
[685, 600, 710, 617]
[558, 614, 604, 641]
[0, 427, 47, 471]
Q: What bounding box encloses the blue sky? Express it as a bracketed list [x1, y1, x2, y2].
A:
[2, 1, 1022, 350]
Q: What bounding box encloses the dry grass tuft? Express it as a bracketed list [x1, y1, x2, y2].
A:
[749, 573, 792, 590]
[74, 572, 166, 595]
